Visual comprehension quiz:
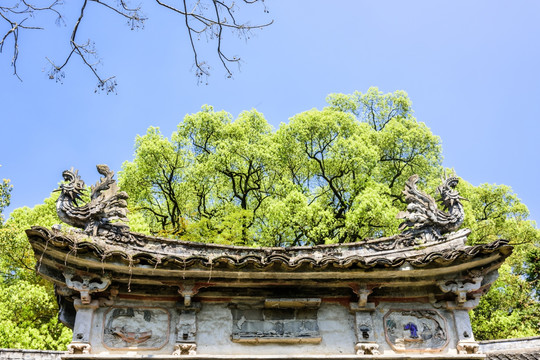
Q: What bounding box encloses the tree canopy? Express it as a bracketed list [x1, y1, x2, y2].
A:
[0, 166, 12, 224]
[0, 177, 72, 349]
[120, 88, 443, 245]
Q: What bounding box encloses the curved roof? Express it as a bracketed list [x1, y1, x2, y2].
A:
[26, 226, 512, 274]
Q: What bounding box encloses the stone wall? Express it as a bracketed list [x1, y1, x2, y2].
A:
[480, 336, 540, 358]
[0, 349, 64, 360]
[3, 337, 540, 360]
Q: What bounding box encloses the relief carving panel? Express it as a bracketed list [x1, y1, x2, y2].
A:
[102, 307, 170, 350]
[383, 309, 448, 352]
[230, 306, 321, 343]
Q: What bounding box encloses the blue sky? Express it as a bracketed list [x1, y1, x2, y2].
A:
[1, 1, 539, 224]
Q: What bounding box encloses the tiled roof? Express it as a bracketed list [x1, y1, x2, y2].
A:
[26, 226, 512, 272]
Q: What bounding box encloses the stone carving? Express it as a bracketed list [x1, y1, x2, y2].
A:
[350, 285, 372, 308]
[364, 236, 418, 251]
[56, 164, 129, 236]
[457, 340, 480, 354]
[358, 323, 371, 339]
[384, 310, 448, 352]
[103, 307, 169, 349]
[63, 271, 111, 304]
[355, 343, 380, 355]
[437, 277, 483, 304]
[176, 283, 211, 307]
[67, 343, 91, 354]
[397, 173, 466, 240]
[404, 322, 419, 338]
[230, 303, 321, 343]
[173, 343, 197, 355]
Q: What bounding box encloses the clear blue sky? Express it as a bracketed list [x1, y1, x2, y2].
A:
[1, 1, 539, 224]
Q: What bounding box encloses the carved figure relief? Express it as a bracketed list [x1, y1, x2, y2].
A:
[384, 309, 448, 352]
[230, 305, 321, 343]
[103, 307, 169, 350]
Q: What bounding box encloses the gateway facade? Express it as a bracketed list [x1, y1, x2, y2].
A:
[26, 166, 512, 358]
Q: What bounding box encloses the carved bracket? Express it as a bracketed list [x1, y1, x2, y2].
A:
[355, 343, 380, 355]
[63, 270, 111, 304]
[437, 277, 482, 305]
[173, 343, 197, 355]
[68, 342, 91, 354]
[177, 282, 211, 306]
[457, 340, 480, 354]
[349, 284, 374, 308]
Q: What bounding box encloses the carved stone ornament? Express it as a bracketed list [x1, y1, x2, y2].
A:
[68, 342, 92, 354]
[230, 303, 321, 344]
[173, 343, 197, 355]
[355, 342, 380, 355]
[397, 173, 466, 240]
[456, 340, 480, 354]
[103, 307, 170, 350]
[350, 285, 373, 308]
[437, 277, 482, 304]
[63, 270, 111, 304]
[55, 164, 129, 236]
[384, 310, 449, 352]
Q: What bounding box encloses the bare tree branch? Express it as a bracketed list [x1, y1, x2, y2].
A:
[1, 0, 272, 90]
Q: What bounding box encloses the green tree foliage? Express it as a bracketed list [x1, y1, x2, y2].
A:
[0, 192, 72, 350]
[120, 88, 443, 245]
[471, 263, 540, 340]
[459, 181, 540, 339]
[0, 165, 12, 224]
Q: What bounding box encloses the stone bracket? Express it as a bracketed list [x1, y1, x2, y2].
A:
[437, 277, 482, 305]
[63, 270, 111, 305]
[173, 343, 197, 356]
[68, 342, 92, 355]
[177, 282, 211, 306]
[349, 284, 374, 308]
[355, 342, 380, 355]
[457, 340, 480, 354]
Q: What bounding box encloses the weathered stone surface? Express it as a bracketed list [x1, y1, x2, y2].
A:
[55, 165, 129, 236]
[0, 349, 64, 360]
[397, 173, 465, 240]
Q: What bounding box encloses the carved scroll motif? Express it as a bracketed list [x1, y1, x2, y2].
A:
[63, 271, 111, 304]
[437, 278, 483, 305]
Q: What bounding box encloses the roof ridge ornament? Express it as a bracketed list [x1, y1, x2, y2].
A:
[397, 173, 466, 241]
[55, 164, 130, 236]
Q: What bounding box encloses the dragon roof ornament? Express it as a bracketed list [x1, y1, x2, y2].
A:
[55, 164, 129, 236]
[54, 165, 467, 246]
[397, 172, 466, 240]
